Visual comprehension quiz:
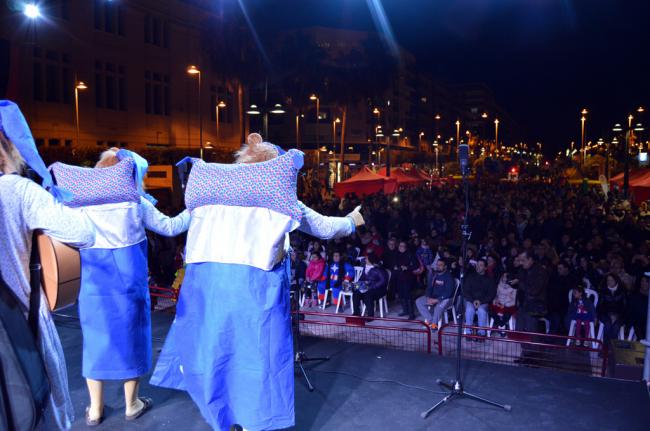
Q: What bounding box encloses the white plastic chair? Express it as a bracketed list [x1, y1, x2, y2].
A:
[487, 314, 516, 337]
[617, 325, 637, 341]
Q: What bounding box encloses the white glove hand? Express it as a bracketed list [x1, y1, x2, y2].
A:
[346, 205, 365, 227]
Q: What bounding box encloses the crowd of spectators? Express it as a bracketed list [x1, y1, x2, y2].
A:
[289, 179, 650, 343]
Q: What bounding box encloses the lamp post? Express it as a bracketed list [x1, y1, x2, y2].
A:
[74, 80, 87, 147]
[494, 118, 500, 150]
[215, 100, 226, 147]
[433, 141, 439, 176]
[333, 117, 341, 182]
[187, 65, 203, 159]
[580, 108, 588, 166]
[295, 113, 304, 149]
[310, 94, 320, 149]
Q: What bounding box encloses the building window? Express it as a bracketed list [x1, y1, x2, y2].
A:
[32, 47, 71, 104]
[144, 15, 169, 48]
[49, 138, 60, 146]
[64, 139, 72, 147]
[95, 61, 127, 111]
[145, 71, 170, 116]
[35, 138, 45, 147]
[94, 0, 125, 36]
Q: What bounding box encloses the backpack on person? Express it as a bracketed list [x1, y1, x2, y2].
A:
[0, 269, 50, 431]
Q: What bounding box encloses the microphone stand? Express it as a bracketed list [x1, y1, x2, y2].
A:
[292, 283, 329, 392]
[421, 161, 511, 418]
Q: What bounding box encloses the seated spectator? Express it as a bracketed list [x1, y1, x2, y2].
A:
[567, 283, 596, 346]
[463, 259, 496, 338]
[318, 251, 354, 307]
[490, 273, 517, 334]
[625, 273, 649, 340]
[416, 238, 435, 289]
[305, 252, 326, 307]
[514, 250, 549, 333]
[597, 273, 627, 343]
[393, 240, 420, 319]
[352, 253, 388, 317]
[290, 249, 307, 295]
[416, 259, 455, 330]
[547, 261, 577, 334]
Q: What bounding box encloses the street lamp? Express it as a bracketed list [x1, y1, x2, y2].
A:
[215, 100, 226, 146]
[310, 94, 320, 150]
[455, 120, 460, 158]
[433, 141, 439, 176]
[186, 65, 203, 159]
[74, 80, 87, 147]
[580, 108, 588, 166]
[494, 118, 500, 148]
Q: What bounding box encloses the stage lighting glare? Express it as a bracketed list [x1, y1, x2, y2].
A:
[24, 3, 40, 19]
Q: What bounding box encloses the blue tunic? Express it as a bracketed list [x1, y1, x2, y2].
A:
[151, 259, 294, 430]
[77, 198, 189, 381]
[79, 241, 151, 379]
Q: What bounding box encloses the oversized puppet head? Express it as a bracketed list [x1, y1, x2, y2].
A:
[234, 133, 285, 164]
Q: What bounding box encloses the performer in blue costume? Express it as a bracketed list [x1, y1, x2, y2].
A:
[151, 134, 364, 431]
[52, 148, 190, 426]
[0, 100, 96, 430]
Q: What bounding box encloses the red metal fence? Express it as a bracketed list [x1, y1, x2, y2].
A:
[437, 324, 608, 377]
[295, 311, 432, 354]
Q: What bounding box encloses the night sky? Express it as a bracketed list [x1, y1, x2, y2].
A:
[246, 0, 650, 153]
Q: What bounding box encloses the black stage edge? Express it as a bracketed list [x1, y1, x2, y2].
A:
[54, 311, 650, 431]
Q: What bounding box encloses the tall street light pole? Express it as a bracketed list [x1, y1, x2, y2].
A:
[494, 118, 500, 149]
[187, 65, 203, 159]
[455, 120, 460, 159]
[74, 79, 87, 147]
[580, 108, 588, 166]
[215, 100, 226, 147]
[333, 117, 341, 182]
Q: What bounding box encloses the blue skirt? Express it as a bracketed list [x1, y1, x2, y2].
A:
[150, 259, 294, 431]
[78, 241, 151, 380]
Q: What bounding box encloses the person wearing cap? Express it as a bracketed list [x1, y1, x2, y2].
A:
[0, 100, 96, 430]
[151, 134, 364, 431]
[67, 148, 191, 426]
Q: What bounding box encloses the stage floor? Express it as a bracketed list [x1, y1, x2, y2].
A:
[54, 311, 649, 431]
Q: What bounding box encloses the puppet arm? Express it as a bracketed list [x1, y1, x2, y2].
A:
[296, 201, 357, 240]
[140, 197, 190, 237]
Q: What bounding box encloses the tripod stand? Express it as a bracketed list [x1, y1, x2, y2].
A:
[421, 159, 511, 419]
[291, 288, 329, 392]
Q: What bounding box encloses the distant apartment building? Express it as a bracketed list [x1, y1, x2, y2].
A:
[0, 0, 246, 155]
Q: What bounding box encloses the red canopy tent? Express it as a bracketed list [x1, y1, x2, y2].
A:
[610, 169, 650, 203]
[333, 167, 398, 198]
[376, 167, 426, 187]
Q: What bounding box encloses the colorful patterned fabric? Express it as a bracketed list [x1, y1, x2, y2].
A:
[184, 149, 303, 222]
[50, 158, 139, 208]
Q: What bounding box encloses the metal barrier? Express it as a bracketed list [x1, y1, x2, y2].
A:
[149, 285, 177, 313]
[438, 324, 608, 377]
[295, 311, 432, 354]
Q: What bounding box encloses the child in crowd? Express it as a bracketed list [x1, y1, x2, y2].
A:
[490, 273, 517, 335]
[567, 284, 596, 346]
[305, 252, 326, 307]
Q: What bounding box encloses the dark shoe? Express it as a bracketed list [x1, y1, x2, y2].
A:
[230, 425, 244, 431]
[85, 406, 104, 427]
[125, 397, 153, 421]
